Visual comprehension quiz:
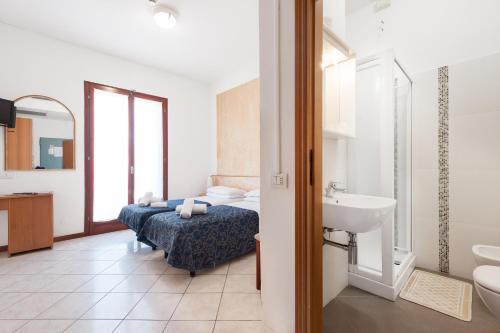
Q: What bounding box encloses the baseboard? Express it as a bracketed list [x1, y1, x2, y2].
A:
[53, 232, 86, 242]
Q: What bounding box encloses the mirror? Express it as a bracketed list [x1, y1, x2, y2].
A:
[5, 95, 75, 170]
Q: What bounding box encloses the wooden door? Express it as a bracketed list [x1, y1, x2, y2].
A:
[62, 139, 74, 169]
[5, 118, 32, 170]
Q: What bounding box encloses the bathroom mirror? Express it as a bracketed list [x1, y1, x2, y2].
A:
[4, 95, 75, 170]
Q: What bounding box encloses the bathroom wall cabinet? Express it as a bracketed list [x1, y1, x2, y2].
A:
[323, 58, 356, 139]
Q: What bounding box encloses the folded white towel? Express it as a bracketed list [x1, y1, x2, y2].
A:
[175, 204, 207, 215]
[180, 198, 195, 219]
[151, 201, 168, 208]
[138, 192, 154, 207]
[150, 197, 163, 203]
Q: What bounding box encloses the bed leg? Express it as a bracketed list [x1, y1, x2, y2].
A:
[152, 246, 157, 251]
[164, 251, 168, 259]
[190, 271, 196, 277]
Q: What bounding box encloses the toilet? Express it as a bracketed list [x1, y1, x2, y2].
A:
[473, 245, 500, 266]
[473, 265, 500, 319]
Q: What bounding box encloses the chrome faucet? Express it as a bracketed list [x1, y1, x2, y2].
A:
[325, 181, 347, 198]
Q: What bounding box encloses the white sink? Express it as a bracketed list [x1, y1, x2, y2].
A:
[323, 193, 396, 233]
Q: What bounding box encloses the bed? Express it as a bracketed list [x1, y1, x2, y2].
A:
[137, 199, 260, 274]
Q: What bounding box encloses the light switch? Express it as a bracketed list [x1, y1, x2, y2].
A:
[272, 173, 288, 189]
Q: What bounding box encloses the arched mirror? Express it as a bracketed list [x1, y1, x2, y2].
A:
[4, 95, 75, 170]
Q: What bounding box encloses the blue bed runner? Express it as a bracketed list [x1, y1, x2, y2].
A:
[138, 205, 259, 271]
[118, 199, 211, 234]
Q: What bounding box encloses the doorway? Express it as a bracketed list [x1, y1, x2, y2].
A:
[84, 81, 168, 235]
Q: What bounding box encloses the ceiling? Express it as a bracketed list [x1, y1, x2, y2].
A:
[0, 0, 260, 84]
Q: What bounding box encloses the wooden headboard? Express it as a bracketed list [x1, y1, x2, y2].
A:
[217, 79, 260, 176]
[209, 175, 260, 192]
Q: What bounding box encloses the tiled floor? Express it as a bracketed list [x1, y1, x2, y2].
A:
[324, 285, 500, 333]
[0, 230, 263, 333]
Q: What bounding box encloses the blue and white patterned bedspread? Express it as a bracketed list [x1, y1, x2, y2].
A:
[117, 199, 211, 234]
[137, 205, 259, 271]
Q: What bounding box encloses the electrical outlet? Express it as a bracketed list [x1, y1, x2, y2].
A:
[272, 173, 288, 189]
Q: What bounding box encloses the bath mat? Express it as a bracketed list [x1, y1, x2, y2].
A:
[399, 270, 472, 321]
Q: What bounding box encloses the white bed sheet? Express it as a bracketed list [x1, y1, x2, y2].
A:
[195, 195, 243, 206]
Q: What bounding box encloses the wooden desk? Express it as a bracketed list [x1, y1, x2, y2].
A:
[0, 193, 53, 256]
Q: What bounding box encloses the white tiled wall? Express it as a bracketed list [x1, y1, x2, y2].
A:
[413, 53, 500, 279]
[412, 69, 440, 272]
[448, 53, 500, 279]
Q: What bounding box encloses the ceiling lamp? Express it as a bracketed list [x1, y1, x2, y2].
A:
[153, 5, 177, 29]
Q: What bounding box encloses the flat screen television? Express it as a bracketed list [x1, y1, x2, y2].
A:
[0, 98, 16, 128]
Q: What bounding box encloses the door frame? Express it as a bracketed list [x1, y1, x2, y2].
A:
[295, 0, 324, 332]
[84, 81, 168, 235]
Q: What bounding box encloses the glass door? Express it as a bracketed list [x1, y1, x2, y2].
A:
[84, 82, 168, 235]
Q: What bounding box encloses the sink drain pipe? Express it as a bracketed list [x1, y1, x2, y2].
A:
[323, 228, 358, 265]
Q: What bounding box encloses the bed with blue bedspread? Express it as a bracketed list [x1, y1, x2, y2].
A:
[137, 205, 259, 272]
[118, 199, 211, 234]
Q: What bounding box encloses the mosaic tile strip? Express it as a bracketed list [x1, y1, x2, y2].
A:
[438, 66, 450, 273]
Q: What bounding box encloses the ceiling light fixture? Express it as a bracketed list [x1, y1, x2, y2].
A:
[153, 5, 177, 29]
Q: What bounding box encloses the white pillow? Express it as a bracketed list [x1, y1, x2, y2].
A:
[245, 189, 260, 198]
[244, 196, 260, 202]
[207, 186, 246, 198]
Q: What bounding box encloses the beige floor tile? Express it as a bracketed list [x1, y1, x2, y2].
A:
[16, 319, 74, 333]
[114, 320, 167, 333]
[111, 275, 159, 293]
[76, 275, 126, 292]
[99, 260, 142, 275]
[82, 293, 143, 319]
[217, 293, 262, 320]
[164, 265, 190, 275]
[198, 263, 229, 275]
[4, 261, 55, 275]
[6, 275, 60, 292]
[228, 259, 256, 275]
[67, 261, 114, 274]
[132, 261, 168, 275]
[213, 321, 263, 333]
[0, 293, 30, 312]
[149, 276, 191, 293]
[39, 262, 75, 275]
[65, 320, 121, 333]
[164, 321, 215, 333]
[39, 275, 93, 292]
[224, 275, 259, 293]
[172, 293, 221, 320]
[126, 293, 182, 320]
[0, 293, 67, 319]
[186, 275, 226, 293]
[0, 320, 28, 333]
[37, 293, 105, 319]
[0, 276, 25, 291]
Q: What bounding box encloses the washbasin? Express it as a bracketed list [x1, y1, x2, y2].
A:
[323, 193, 396, 233]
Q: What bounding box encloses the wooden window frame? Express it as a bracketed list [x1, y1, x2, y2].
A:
[295, 0, 324, 332]
[84, 81, 168, 235]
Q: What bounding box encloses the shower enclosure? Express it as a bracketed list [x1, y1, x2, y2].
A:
[346, 50, 414, 300]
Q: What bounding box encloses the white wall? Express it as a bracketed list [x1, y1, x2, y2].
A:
[0, 22, 214, 244]
[346, 0, 500, 74]
[414, 53, 500, 279]
[259, 0, 295, 332]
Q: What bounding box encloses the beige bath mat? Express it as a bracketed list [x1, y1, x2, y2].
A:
[400, 270, 472, 321]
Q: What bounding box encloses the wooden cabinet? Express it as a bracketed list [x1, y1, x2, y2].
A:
[0, 193, 53, 255]
[5, 117, 33, 170]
